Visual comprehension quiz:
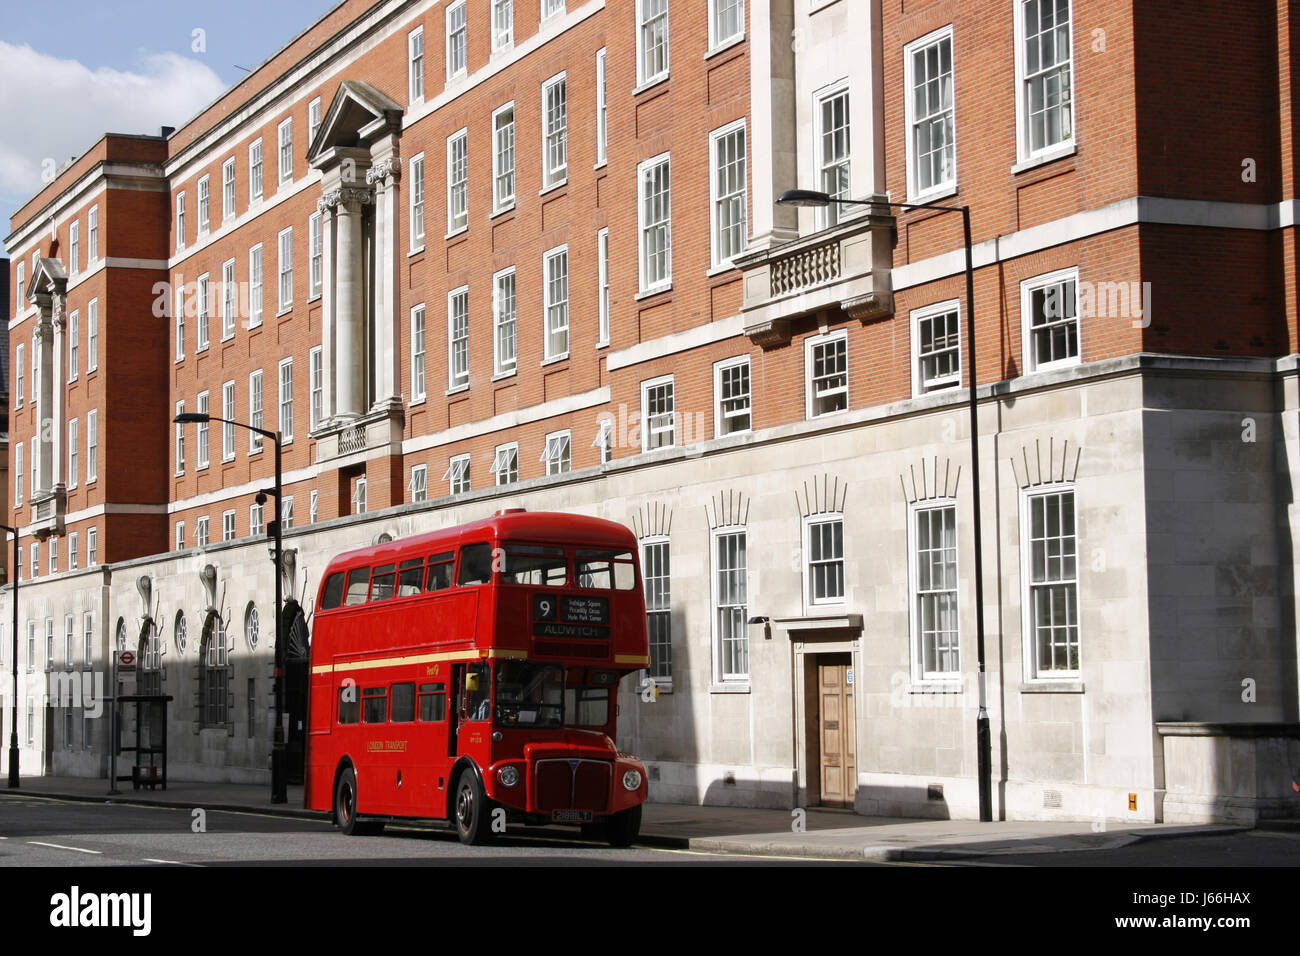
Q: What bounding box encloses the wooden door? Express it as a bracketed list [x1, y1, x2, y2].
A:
[818, 656, 856, 808]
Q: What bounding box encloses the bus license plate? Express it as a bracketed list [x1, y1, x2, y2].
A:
[552, 809, 593, 823]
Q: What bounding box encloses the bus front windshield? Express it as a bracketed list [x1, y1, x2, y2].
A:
[494, 661, 564, 729]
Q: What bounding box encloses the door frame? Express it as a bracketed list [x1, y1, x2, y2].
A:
[787, 624, 862, 811]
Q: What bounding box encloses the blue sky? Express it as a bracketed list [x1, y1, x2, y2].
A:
[0, 0, 338, 255]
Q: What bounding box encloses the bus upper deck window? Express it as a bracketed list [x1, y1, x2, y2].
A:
[501, 544, 567, 586]
[426, 552, 455, 591]
[575, 549, 637, 590]
[343, 567, 371, 606]
[369, 564, 396, 602]
[321, 572, 345, 610]
[397, 558, 424, 596]
[457, 544, 493, 586]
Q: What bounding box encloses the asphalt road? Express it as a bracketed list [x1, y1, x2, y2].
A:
[0, 792, 871, 867]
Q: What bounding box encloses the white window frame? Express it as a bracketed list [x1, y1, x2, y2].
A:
[411, 303, 427, 400]
[69, 533, 78, 570]
[14, 443, 22, 507]
[68, 310, 79, 381]
[87, 299, 98, 370]
[541, 0, 564, 20]
[223, 510, 236, 542]
[446, 1, 467, 80]
[67, 418, 78, 489]
[1014, 0, 1075, 164]
[597, 418, 613, 464]
[69, 221, 80, 276]
[1021, 486, 1080, 680]
[543, 245, 569, 360]
[249, 139, 263, 202]
[904, 26, 957, 202]
[309, 213, 322, 299]
[447, 128, 469, 234]
[410, 153, 426, 250]
[87, 528, 97, 565]
[713, 355, 751, 437]
[174, 286, 186, 360]
[174, 401, 185, 476]
[283, 496, 295, 530]
[637, 0, 670, 87]
[14, 262, 23, 318]
[805, 329, 849, 419]
[911, 299, 963, 396]
[277, 118, 293, 185]
[250, 501, 264, 537]
[814, 83, 851, 230]
[1021, 267, 1080, 372]
[222, 381, 236, 462]
[493, 267, 517, 376]
[709, 0, 745, 51]
[597, 228, 610, 346]
[196, 273, 210, 351]
[492, 0, 514, 51]
[197, 176, 210, 236]
[309, 348, 323, 431]
[196, 392, 210, 470]
[278, 358, 294, 443]
[492, 104, 515, 212]
[637, 153, 672, 293]
[196, 516, 210, 548]
[909, 500, 961, 683]
[542, 73, 567, 189]
[409, 26, 425, 102]
[353, 477, 367, 514]
[542, 429, 572, 476]
[14, 342, 22, 409]
[310, 490, 319, 524]
[309, 97, 322, 144]
[641, 375, 675, 452]
[709, 120, 747, 269]
[86, 410, 98, 482]
[87, 206, 98, 263]
[448, 286, 470, 391]
[176, 192, 186, 251]
[803, 513, 845, 608]
[491, 443, 519, 486]
[445, 453, 471, 494]
[595, 48, 607, 165]
[222, 157, 236, 221]
[222, 258, 237, 340]
[278, 227, 293, 312]
[249, 244, 264, 326]
[711, 526, 749, 682]
[409, 464, 428, 502]
[176, 521, 186, 551]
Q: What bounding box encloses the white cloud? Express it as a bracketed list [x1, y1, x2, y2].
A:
[0, 42, 226, 247]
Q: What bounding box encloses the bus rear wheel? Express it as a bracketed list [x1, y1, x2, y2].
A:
[605, 805, 642, 848]
[335, 766, 385, 836]
[454, 770, 493, 845]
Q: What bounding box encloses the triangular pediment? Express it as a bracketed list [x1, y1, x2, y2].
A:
[28, 256, 67, 299]
[308, 80, 403, 166]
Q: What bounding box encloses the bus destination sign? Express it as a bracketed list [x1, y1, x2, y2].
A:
[532, 593, 610, 639]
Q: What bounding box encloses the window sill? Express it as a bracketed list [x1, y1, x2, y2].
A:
[1011, 143, 1077, 176]
[710, 682, 750, 694]
[248, 319, 264, 330]
[409, 244, 426, 258]
[541, 354, 569, 367]
[221, 334, 234, 344]
[635, 284, 672, 302]
[1019, 680, 1085, 694]
[539, 179, 567, 197]
[445, 384, 469, 397]
[490, 203, 516, 220]
[706, 262, 739, 278]
[596, 340, 609, 351]
[593, 160, 607, 171]
[308, 294, 321, 304]
[906, 184, 959, 207]
[914, 382, 962, 400]
[1028, 357, 1081, 376]
[705, 34, 745, 60]
[634, 74, 670, 97]
[492, 370, 517, 382]
[409, 396, 426, 408]
[445, 225, 469, 241]
[276, 307, 292, 318]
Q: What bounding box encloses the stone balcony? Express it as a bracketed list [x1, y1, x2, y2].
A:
[28, 485, 66, 540]
[312, 405, 405, 464]
[734, 211, 895, 348]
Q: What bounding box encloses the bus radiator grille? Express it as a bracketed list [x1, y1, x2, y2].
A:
[534, 759, 612, 812]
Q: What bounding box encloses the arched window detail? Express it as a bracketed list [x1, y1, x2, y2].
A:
[174, 611, 187, 655]
[244, 602, 260, 650]
[198, 611, 229, 728]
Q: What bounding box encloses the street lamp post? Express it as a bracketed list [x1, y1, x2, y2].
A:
[175, 412, 287, 804]
[776, 189, 993, 822]
[2, 524, 19, 788]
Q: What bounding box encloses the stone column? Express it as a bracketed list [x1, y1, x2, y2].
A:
[33, 300, 55, 494]
[317, 197, 335, 426]
[748, 0, 799, 253]
[367, 152, 401, 411]
[51, 301, 65, 491]
[333, 187, 370, 418]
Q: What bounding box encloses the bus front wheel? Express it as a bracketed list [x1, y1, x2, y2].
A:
[454, 770, 492, 845]
[605, 804, 642, 848]
[335, 766, 360, 836]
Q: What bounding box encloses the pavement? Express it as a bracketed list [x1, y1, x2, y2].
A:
[7, 774, 1251, 862]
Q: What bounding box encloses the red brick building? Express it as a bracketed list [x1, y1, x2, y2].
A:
[5, 0, 1299, 824]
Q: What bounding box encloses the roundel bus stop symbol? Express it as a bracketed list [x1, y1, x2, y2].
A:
[117, 650, 137, 671]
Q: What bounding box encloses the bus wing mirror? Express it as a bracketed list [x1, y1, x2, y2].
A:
[466, 673, 480, 692]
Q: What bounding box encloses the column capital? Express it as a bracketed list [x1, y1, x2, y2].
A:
[366, 158, 400, 186]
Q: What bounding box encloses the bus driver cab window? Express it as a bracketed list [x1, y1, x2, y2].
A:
[463, 662, 491, 721]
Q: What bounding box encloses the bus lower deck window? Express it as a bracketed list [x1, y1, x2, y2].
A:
[363, 687, 387, 722]
[418, 682, 446, 721]
[390, 682, 415, 722]
[338, 685, 360, 724]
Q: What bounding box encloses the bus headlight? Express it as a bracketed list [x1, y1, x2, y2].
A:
[497, 766, 520, 788]
[622, 769, 643, 791]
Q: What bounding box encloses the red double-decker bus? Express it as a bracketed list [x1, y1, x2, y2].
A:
[305, 508, 650, 845]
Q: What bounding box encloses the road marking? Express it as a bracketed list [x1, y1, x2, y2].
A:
[142, 858, 202, 867]
[28, 841, 102, 855]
